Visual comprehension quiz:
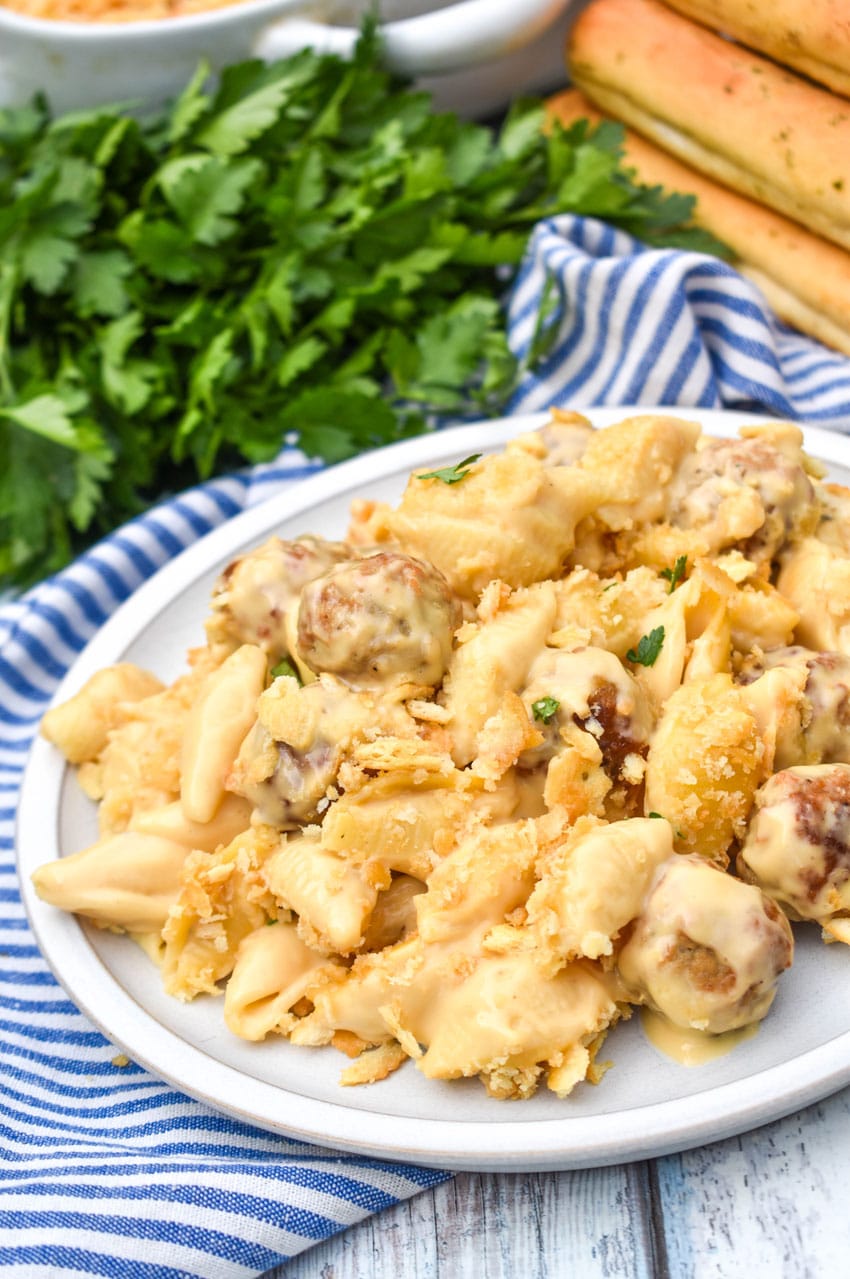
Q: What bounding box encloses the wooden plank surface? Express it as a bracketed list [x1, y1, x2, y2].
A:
[656, 1089, 850, 1279]
[273, 1164, 656, 1279]
[272, 1085, 850, 1278]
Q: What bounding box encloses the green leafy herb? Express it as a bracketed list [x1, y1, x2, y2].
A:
[660, 554, 687, 593]
[648, 811, 684, 838]
[531, 695, 561, 724]
[0, 26, 726, 588]
[626, 626, 665, 667]
[417, 453, 481, 485]
[270, 657, 302, 682]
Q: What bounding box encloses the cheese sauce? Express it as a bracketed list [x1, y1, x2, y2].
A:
[640, 1005, 758, 1066]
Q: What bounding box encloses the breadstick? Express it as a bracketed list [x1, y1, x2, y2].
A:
[547, 87, 850, 355]
[568, 0, 850, 252]
[662, 0, 850, 98]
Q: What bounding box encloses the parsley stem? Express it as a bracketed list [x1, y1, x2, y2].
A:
[0, 265, 17, 400]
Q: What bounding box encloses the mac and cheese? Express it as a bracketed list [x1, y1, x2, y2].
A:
[34, 410, 850, 1100]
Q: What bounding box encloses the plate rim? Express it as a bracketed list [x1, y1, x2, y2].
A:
[17, 404, 850, 1172]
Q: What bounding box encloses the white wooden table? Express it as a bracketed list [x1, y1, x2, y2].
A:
[271, 1084, 850, 1277]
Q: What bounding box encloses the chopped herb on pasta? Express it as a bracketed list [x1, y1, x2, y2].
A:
[627, 626, 665, 667]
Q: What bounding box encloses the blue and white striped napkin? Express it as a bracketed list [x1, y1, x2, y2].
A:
[3, 212, 850, 1276]
[508, 215, 850, 428]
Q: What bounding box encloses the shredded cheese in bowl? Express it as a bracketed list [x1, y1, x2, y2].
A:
[32, 408, 850, 1100]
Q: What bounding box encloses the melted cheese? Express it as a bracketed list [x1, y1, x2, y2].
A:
[641, 1007, 758, 1066]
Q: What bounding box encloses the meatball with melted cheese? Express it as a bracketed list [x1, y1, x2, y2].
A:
[737, 645, 850, 768]
[737, 765, 850, 926]
[617, 855, 793, 1034]
[206, 535, 351, 657]
[228, 675, 381, 827]
[519, 646, 653, 789]
[230, 721, 336, 827]
[669, 434, 817, 561]
[297, 551, 460, 691]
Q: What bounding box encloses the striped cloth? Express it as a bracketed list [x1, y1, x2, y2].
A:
[3, 212, 850, 1276]
[507, 216, 850, 427]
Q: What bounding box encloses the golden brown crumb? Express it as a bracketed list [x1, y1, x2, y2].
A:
[339, 1041, 409, 1086]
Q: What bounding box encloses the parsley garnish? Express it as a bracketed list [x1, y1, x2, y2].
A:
[531, 695, 561, 723]
[626, 626, 665, 667]
[660, 555, 687, 593]
[417, 454, 482, 485]
[0, 26, 725, 589]
[648, 811, 684, 838]
[270, 657, 302, 683]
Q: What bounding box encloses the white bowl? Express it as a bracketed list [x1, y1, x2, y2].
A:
[0, 0, 577, 116]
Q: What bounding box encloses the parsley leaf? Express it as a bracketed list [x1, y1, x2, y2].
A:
[270, 657, 302, 682]
[0, 393, 83, 449]
[660, 554, 687, 593]
[196, 78, 294, 157]
[0, 28, 724, 589]
[417, 454, 482, 485]
[157, 153, 263, 246]
[72, 248, 133, 318]
[626, 626, 666, 667]
[531, 695, 561, 724]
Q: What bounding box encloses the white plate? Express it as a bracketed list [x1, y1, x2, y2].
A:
[17, 406, 850, 1172]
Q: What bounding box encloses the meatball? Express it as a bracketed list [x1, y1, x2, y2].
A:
[227, 675, 378, 827]
[206, 535, 352, 656]
[229, 719, 336, 827]
[297, 551, 460, 690]
[669, 436, 816, 561]
[737, 764, 850, 924]
[617, 856, 793, 1034]
[737, 645, 850, 767]
[519, 646, 653, 785]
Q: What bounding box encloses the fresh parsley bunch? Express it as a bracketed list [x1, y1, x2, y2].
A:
[0, 25, 721, 587]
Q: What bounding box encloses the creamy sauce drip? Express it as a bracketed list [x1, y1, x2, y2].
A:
[640, 1006, 758, 1066]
